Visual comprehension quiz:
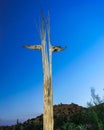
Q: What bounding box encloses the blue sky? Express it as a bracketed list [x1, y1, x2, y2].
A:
[0, 0, 104, 125]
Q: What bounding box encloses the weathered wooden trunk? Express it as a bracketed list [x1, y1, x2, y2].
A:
[41, 35, 53, 130]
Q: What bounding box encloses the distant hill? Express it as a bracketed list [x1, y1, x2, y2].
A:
[0, 103, 86, 130]
[23, 103, 86, 124]
[0, 103, 104, 130]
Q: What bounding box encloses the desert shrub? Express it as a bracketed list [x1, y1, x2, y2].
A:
[54, 116, 65, 130]
[69, 111, 87, 125]
[61, 122, 87, 130]
[87, 88, 104, 130]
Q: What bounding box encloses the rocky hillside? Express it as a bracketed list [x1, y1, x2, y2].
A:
[0, 103, 87, 130]
[54, 103, 86, 117]
[1, 103, 104, 130]
[23, 103, 86, 124]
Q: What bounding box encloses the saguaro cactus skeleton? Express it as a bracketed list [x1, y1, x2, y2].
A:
[23, 15, 66, 130]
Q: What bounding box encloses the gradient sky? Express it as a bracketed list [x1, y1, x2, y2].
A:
[0, 0, 104, 126]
